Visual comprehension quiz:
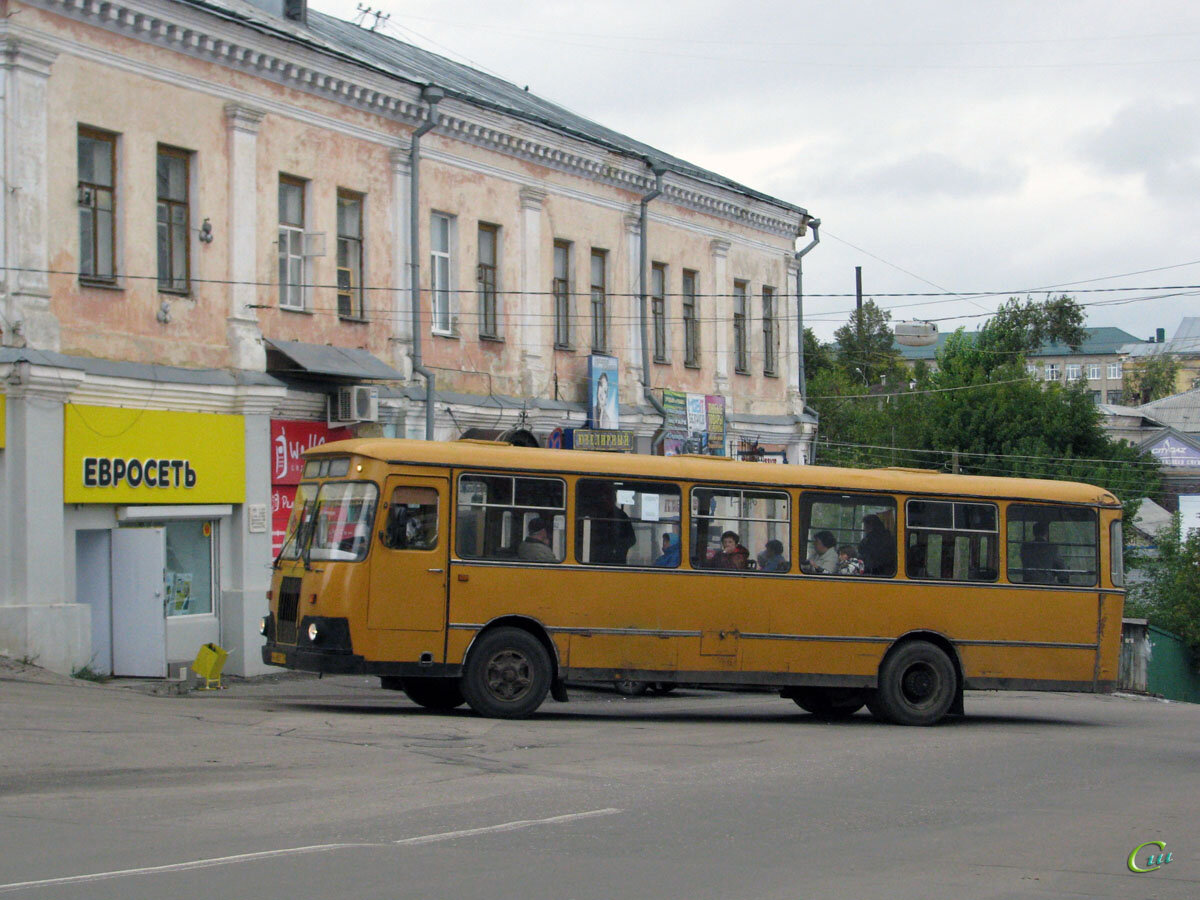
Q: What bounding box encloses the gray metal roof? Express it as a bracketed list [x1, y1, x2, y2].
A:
[0, 347, 284, 386]
[263, 338, 404, 380]
[894, 326, 1145, 360]
[1138, 387, 1200, 433]
[179, 0, 807, 217]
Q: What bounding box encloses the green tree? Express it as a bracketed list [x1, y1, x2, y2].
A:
[812, 295, 1160, 506]
[802, 326, 834, 383]
[1124, 354, 1181, 405]
[833, 299, 903, 386]
[1127, 515, 1200, 658]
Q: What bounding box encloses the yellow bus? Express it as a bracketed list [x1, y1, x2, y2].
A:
[261, 439, 1125, 725]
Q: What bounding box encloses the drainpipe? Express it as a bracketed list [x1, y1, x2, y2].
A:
[793, 216, 821, 408]
[410, 85, 444, 440]
[794, 216, 821, 461]
[639, 165, 668, 421]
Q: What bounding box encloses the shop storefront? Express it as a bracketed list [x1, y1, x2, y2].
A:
[64, 404, 246, 677]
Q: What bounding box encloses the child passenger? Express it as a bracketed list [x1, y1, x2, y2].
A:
[836, 545, 864, 576]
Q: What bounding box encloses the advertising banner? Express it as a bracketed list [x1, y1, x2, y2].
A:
[588, 354, 620, 430]
[706, 395, 726, 454]
[270, 420, 352, 553]
[64, 405, 245, 504]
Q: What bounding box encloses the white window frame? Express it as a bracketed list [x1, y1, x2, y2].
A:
[278, 176, 310, 311]
[1108, 361, 1122, 379]
[430, 212, 456, 335]
[1066, 363, 1081, 381]
[1087, 363, 1101, 380]
[1044, 363, 1059, 381]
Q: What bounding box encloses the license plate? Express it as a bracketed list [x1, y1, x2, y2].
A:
[270, 651, 286, 665]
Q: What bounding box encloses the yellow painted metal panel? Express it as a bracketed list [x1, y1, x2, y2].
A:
[63, 404, 245, 504]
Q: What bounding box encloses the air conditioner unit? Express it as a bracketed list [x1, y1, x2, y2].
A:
[329, 385, 378, 425]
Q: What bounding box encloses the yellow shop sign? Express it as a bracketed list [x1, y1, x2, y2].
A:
[64, 405, 245, 504]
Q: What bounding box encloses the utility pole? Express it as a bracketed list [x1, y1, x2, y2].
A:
[855, 265, 864, 381]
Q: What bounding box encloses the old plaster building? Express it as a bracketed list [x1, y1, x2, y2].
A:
[0, 0, 817, 676]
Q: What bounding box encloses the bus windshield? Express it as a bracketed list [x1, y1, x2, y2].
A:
[280, 481, 378, 563]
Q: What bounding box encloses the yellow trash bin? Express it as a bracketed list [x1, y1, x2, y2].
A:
[191, 643, 229, 690]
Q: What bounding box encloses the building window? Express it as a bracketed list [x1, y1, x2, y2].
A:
[1026, 364, 1039, 378]
[733, 280, 749, 373]
[1108, 361, 1122, 379]
[164, 520, 216, 616]
[78, 127, 117, 283]
[476, 223, 499, 338]
[1044, 363, 1059, 381]
[763, 285, 778, 375]
[682, 269, 699, 367]
[1089, 390, 1101, 404]
[1087, 363, 1101, 380]
[1107, 389, 1124, 404]
[1065, 364, 1080, 380]
[431, 212, 454, 334]
[336, 190, 364, 319]
[590, 249, 608, 352]
[278, 176, 307, 310]
[652, 262, 668, 362]
[156, 146, 189, 293]
[553, 240, 571, 348]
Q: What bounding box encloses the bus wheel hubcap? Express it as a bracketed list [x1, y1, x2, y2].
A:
[486, 651, 532, 700]
[901, 663, 937, 705]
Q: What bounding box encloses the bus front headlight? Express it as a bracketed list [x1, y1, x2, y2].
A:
[307, 622, 321, 644]
[259, 617, 268, 636]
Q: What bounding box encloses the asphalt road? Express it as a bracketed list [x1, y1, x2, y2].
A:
[0, 665, 1196, 900]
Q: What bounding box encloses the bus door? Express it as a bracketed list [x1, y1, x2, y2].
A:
[367, 476, 449, 634]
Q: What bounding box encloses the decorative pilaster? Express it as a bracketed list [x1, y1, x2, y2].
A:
[224, 104, 266, 371]
[0, 37, 59, 350]
[518, 187, 547, 396]
[710, 239, 731, 393]
[389, 148, 413, 379]
[785, 258, 802, 413]
[624, 213, 643, 390]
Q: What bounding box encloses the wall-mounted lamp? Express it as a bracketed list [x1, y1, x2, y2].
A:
[198, 218, 214, 244]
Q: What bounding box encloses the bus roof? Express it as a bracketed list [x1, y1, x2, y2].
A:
[311, 438, 1121, 507]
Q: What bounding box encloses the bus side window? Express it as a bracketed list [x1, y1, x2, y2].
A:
[382, 486, 438, 550]
[799, 493, 897, 577]
[576, 479, 680, 566]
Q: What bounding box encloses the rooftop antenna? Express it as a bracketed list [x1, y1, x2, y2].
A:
[353, 4, 390, 31]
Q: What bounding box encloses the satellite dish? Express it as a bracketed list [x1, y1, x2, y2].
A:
[894, 320, 939, 347]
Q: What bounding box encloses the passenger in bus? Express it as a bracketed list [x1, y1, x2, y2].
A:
[757, 539, 788, 573]
[517, 517, 558, 562]
[715, 531, 750, 569]
[654, 532, 681, 567]
[1020, 521, 1063, 584]
[836, 545, 865, 575]
[806, 530, 839, 573]
[582, 484, 637, 564]
[858, 514, 896, 575]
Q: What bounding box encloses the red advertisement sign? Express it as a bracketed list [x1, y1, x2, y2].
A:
[270, 420, 352, 485]
[269, 420, 352, 553]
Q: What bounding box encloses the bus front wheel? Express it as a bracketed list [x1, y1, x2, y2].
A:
[461, 627, 552, 719]
[867, 641, 956, 726]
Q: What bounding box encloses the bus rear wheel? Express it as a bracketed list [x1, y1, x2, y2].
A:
[789, 687, 866, 719]
[867, 640, 956, 726]
[400, 677, 465, 710]
[461, 627, 552, 719]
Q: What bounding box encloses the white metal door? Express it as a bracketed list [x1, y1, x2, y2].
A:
[111, 527, 167, 677]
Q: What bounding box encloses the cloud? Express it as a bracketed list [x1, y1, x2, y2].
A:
[837, 151, 1027, 200]
[1078, 101, 1200, 198]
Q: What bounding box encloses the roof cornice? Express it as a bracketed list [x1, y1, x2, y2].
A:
[28, 0, 804, 238]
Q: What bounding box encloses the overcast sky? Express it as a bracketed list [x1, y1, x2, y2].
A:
[311, 0, 1200, 343]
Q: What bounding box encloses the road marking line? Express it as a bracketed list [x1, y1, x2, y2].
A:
[0, 808, 624, 893]
[0, 844, 374, 894]
[393, 807, 623, 846]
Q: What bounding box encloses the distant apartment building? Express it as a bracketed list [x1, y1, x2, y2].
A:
[1120, 318, 1200, 396]
[894, 327, 1144, 404]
